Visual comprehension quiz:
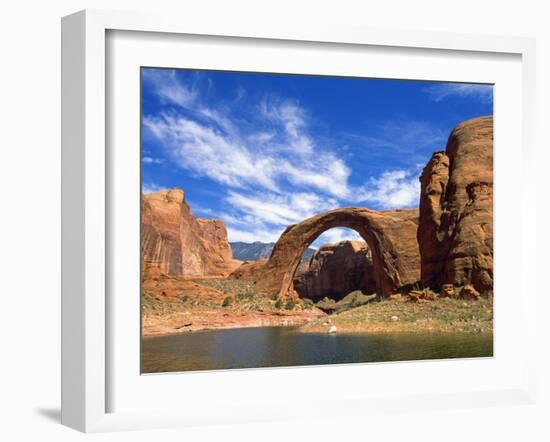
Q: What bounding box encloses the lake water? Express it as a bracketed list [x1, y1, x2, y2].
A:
[141, 326, 493, 373]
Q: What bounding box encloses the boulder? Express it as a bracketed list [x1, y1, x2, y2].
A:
[293, 240, 376, 301]
[460, 284, 481, 300]
[418, 116, 493, 294]
[314, 291, 377, 314]
[388, 293, 405, 301]
[408, 289, 437, 303]
[440, 284, 456, 298]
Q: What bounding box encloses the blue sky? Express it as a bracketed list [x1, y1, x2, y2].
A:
[141, 68, 492, 247]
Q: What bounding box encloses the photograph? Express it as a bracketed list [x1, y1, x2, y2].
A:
[139, 67, 494, 374]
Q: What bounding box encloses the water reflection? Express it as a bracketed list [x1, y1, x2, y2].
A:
[141, 327, 493, 374]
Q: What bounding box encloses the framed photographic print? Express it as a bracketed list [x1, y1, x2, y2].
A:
[61, 9, 537, 432]
[139, 67, 495, 374]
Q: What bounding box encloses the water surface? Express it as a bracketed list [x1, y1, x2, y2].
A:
[141, 326, 493, 373]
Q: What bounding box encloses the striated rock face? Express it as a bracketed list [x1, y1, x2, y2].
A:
[231, 207, 420, 298]
[418, 116, 493, 294]
[141, 189, 185, 276]
[196, 218, 235, 273]
[141, 188, 240, 278]
[293, 240, 376, 301]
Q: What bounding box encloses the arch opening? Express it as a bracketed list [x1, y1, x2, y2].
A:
[292, 227, 377, 302]
[279, 220, 386, 300]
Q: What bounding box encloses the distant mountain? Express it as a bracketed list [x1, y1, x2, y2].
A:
[230, 242, 275, 261]
[230, 241, 315, 263]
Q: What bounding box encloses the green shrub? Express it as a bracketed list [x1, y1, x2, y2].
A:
[179, 294, 189, 303]
[222, 296, 233, 308]
[274, 298, 283, 309]
[284, 299, 296, 310]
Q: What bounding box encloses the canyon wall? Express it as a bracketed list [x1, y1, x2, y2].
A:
[293, 240, 376, 301]
[418, 116, 493, 294]
[141, 188, 240, 278]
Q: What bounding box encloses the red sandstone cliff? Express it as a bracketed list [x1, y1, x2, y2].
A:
[141, 188, 240, 278]
[418, 116, 493, 294]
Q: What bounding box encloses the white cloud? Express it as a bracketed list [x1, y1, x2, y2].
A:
[144, 102, 353, 198]
[142, 69, 197, 107]
[226, 190, 339, 227]
[226, 226, 283, 244]
[144, 114, 281, 192]
[312, 228, 363, 249]
[142, 182, 166, 194]
[197, 106, 239, 137]
[223, 190, 341, 244]
[259, 99, 314, 155]
[280, 157, 351, 199]
[186, 201, 216, 217]
[142, 156, 163, 164]
[424, 83, 493, 103]
[357, 169, 420, 209]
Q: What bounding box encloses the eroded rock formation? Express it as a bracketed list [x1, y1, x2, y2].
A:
[418, 116, 493, 294]
[231, 207, 420, 298]
[141, 188, 240, 278]
[293, 240, 376, 301]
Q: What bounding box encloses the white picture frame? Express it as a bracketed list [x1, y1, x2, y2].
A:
[61, 9, 537, 433]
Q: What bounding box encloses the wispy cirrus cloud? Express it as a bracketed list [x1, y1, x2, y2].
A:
[141, 182, 166, 194]
[424, 83, 493, 103]
[144, 114, 281, 192]
[259, 98, 314, 155]
[142, 68, 198, 107]
[225, 225, 283, 244]
[357, 169, 420, 209]
[142, 156, 163, 164]
[142, 69, 450, 243]
[313, 228, 363, 249]
[221, 190, 340, 243]
[143, 88, 352, 199]
[226, 190, 339, 227]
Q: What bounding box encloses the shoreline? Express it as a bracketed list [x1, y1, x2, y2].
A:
[142, 297, 493, 337]
[141, 307, 322, 337]
[142, 322, 493, 339]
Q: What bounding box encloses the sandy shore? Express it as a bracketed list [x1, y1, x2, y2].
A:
[142, 297, 493, 337]
[142, 306, 323, 337]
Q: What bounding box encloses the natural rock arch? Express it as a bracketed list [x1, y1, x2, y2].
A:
[239, 207, 421, 299]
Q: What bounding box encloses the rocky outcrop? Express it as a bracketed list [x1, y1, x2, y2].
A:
[232, 207, 420, 298]
[230, 258, 269, 280]
[141, 188, 240, 278]
[293, 240, 376, 301]
[418, 116, 493, 294]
